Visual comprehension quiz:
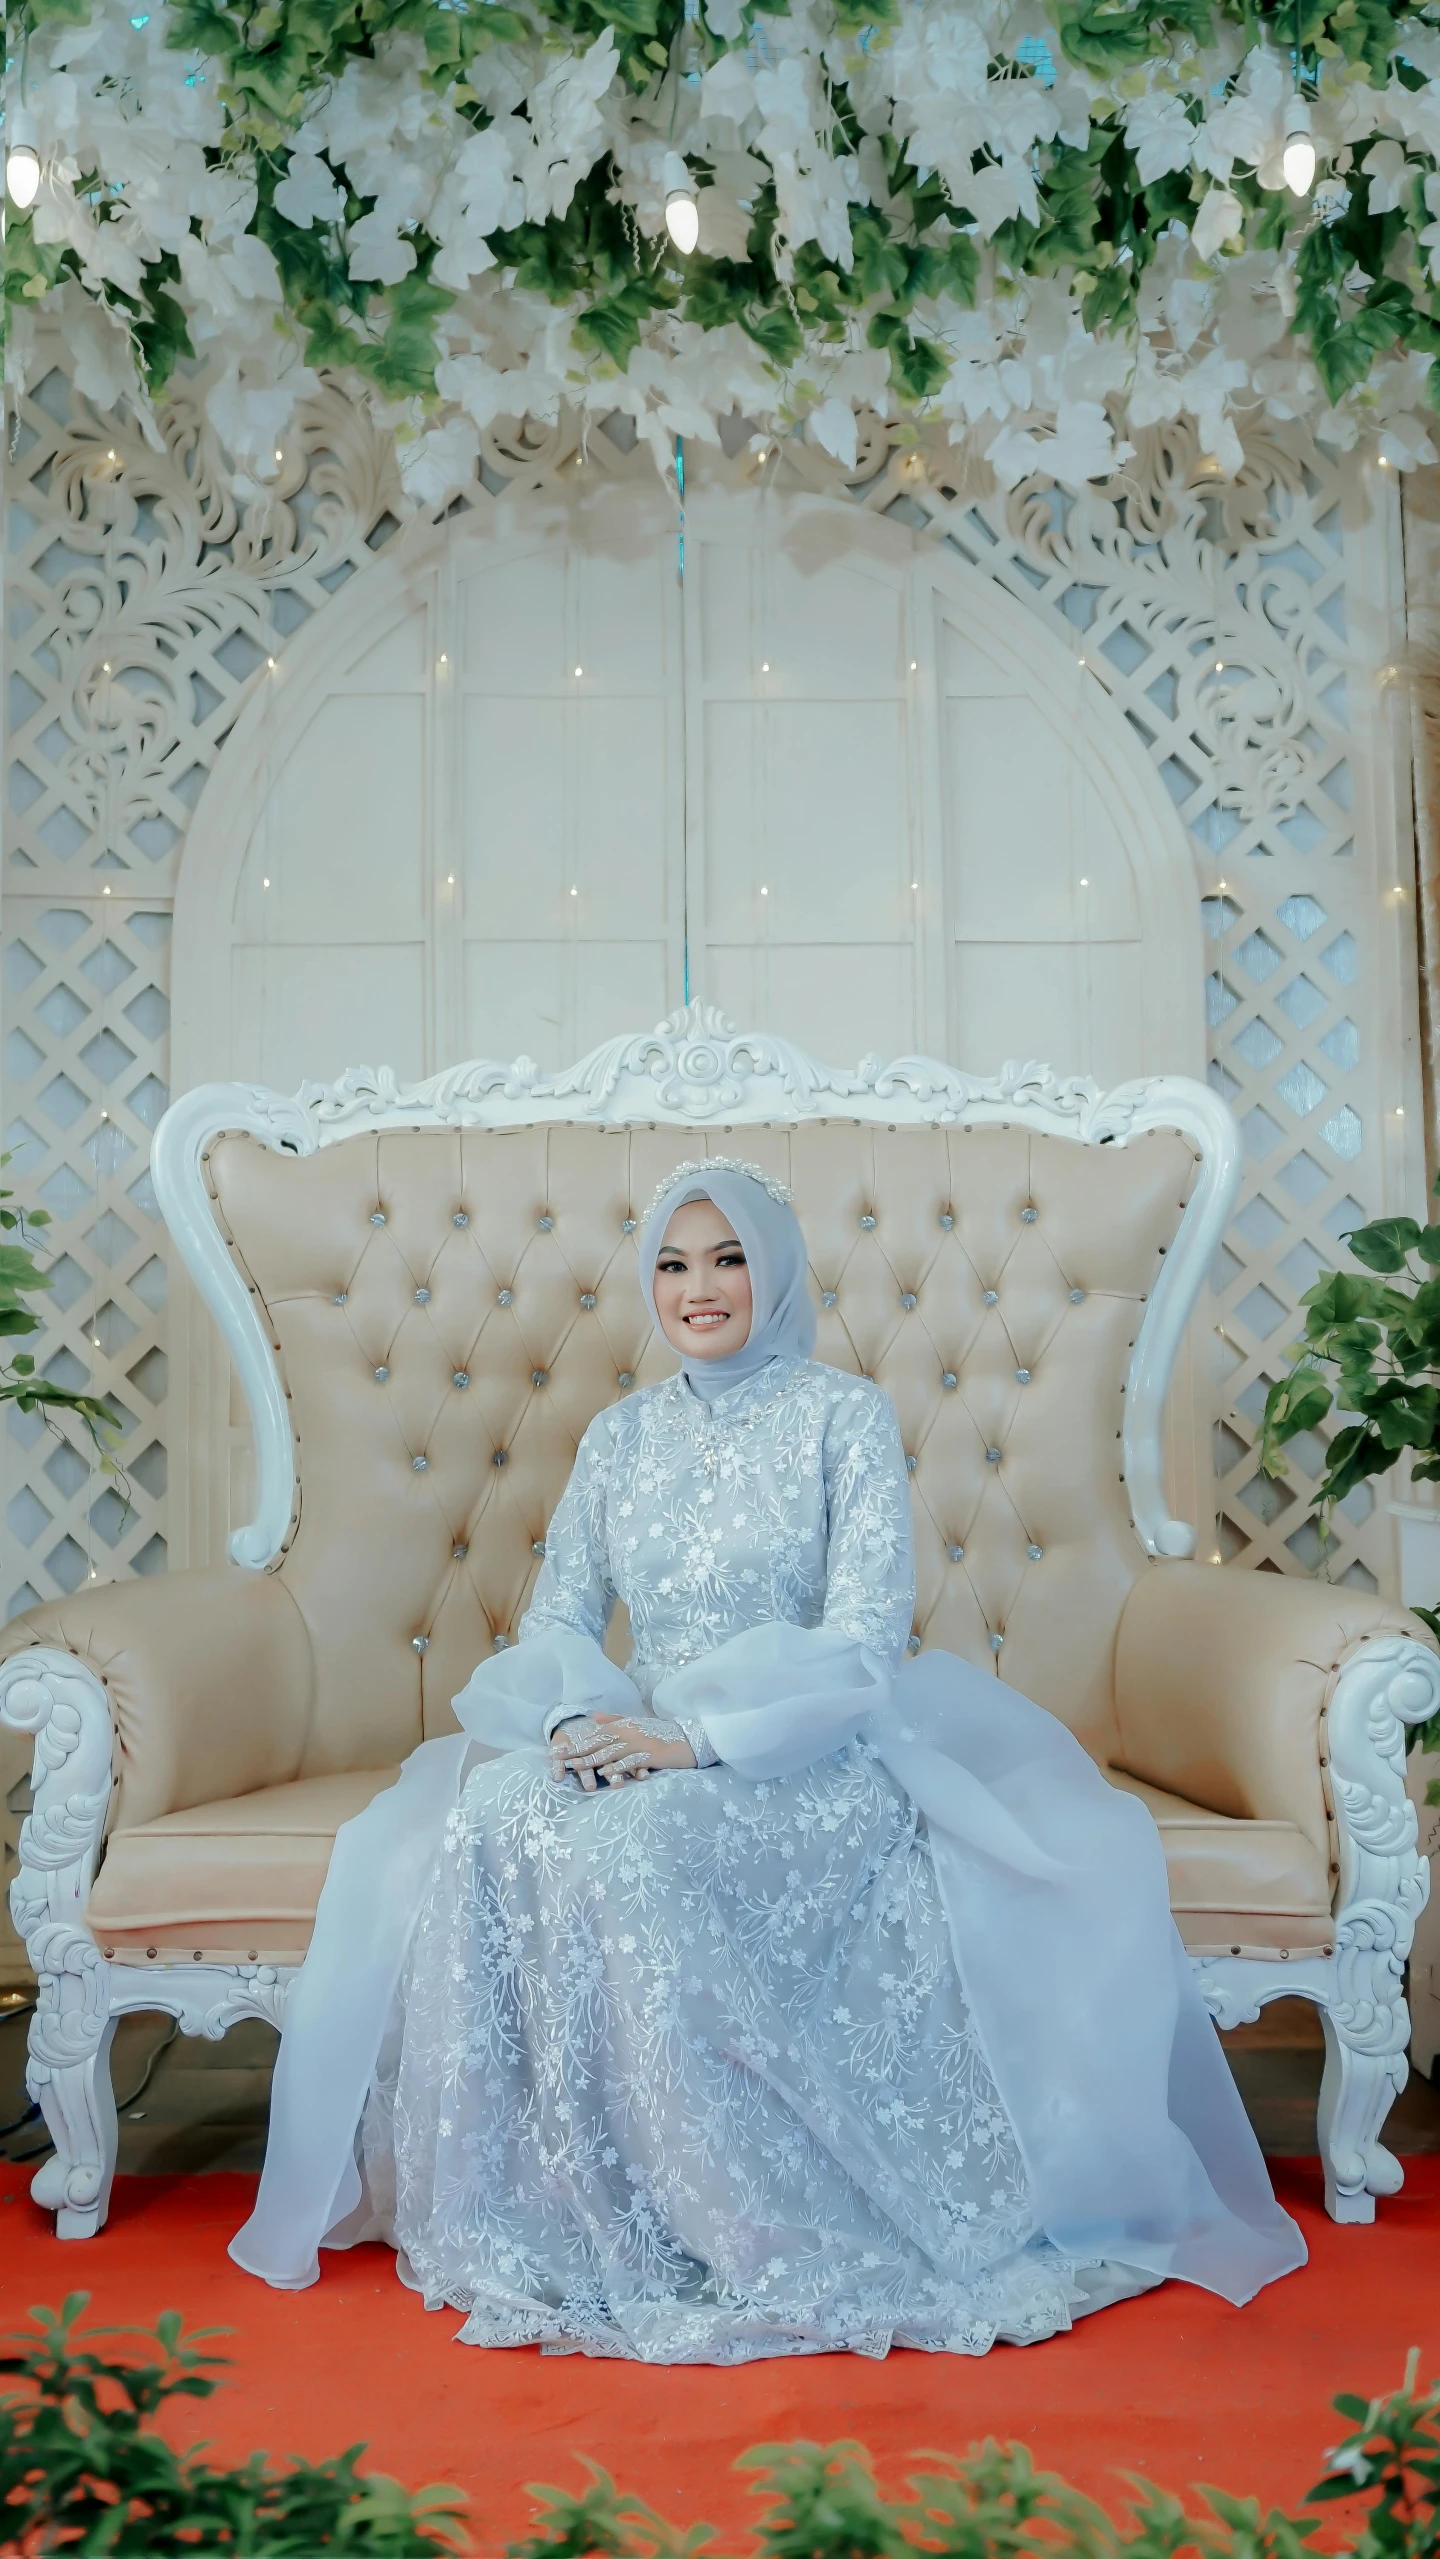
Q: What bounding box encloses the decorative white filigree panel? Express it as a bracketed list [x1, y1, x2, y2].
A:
[2, 349, 1424, 1985]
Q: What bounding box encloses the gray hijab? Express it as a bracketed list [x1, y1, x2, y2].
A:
[637, 1160, 816, 1403]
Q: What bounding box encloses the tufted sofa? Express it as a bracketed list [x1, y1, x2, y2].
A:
[3, 1025, 1438, 2238]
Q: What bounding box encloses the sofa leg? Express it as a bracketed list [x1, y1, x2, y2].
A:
[25, 1996, 120, 2240]
[1317, 2007, 1407, 2224]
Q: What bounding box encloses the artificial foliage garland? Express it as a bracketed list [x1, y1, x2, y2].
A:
[4, 0, 1440, 497]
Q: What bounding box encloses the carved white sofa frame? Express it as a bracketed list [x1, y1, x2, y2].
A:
[3, 1008, 1435, 2238]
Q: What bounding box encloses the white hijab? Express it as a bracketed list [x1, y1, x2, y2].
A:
[637, 1162, 816, 1403]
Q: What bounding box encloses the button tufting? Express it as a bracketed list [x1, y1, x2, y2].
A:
[906, 1634, 921, 1655]
[1069, 1287, 1085, 1303]
[822, 1291, 838, 1307]
[618, 1371, 635, 1389]
[860, 1213, 876, 1230]
[498, 1288, 513, 1306]
[1021, 1206, 1038, 1223]
[989, 1632, 1005, 1652]
[940, 1213, 954, 1230]
[454, 1371, 470, 1389]
[494, 1633, 511, 1650]
[492, 1449, 508, 1467]
[941, 1371, 957, 1389]
[538, 1214, 554, 1232]
[453, 1542, 469, 1560]
[622, 1217, 636, 1233]
[374, 1365, 389, 1382]
[986, 1446, 1002, 1463]
[412, 1455, 428, 1473]
[532, 1539, 546, 1557]
[905, 1454, 918, 1474]
[453, 1210, 469, 1228]
[412, 1635, 429, 1653]
[580, 1292, 597, 1309]
[333, 1291, 347, 1306]
[900, 1291, 917, 1309]
[370, 1211, 386, 1227]
[948, 1543, 964, 1562]
[415, 1287, 430, 1304]
[1028, 1544, 1043, 1561]
[1015, 1368, 1031, 1384]
[531, 1368, 547, 1387]
[982, 1289, 998, 1306]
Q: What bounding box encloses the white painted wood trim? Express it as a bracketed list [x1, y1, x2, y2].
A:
[151, 1006, 1240, 1572]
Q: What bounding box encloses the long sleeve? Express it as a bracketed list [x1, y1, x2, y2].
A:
[520, 1410, 618, 1652]
[820, 1382, 915, 1669]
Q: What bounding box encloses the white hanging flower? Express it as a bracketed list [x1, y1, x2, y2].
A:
[273, 152, 346, 230]
[1192, 188, 1245, 262]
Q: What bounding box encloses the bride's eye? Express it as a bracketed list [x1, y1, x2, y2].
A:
[716, 1249, 747, 1267]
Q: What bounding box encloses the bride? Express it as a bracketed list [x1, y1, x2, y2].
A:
[231, 1158, 1305, 2359]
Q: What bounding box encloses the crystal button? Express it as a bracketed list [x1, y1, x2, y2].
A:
[494, 1633, 510, 1650]
[333, 1292, 347, 1306]
[492, 1449, 508, 1467]
[1070, 1288, 1085, 1304]
[580, 1292, 597, 1309]
[900, 1291, 917, 1310]
[453, 1210, 469, 1228]
[948, 1543, 964, 1562]
[453, 1542, 469, 1560]
[982, 1289, 998, 1306]
[822, 1291, 837, 1307]
[412, 1455, 428, 1472]
[860, 1213, 876, 1230]
[618, 1371, 635, 1388]
[1028, 1544, 1043, 1561]
[906, 1634, 921, 1656]
[454, 1371, 470, 1389]
[1021, 1206, 1038, 1223]
[370, 1211, 386, 1227]
[989, 1632, 1004, 1652]
[498, 1289, 513, 1306]
[415, 1287, 430, 1304]
[532, 1539, 546, 1557]
[905, 1454, 917, 1474]
[374, 1365, 389, 1382]
[941, 1372, 957, 1389]
[986, 1446, 1001, 1463]
[531, 1369, 547, 1387]
[622, 1218, 636, 1233]
[412, 1635, 429, 1653]
[538, 1214, 554, 1231]
[1015, 1368, 1030, 1384]
[940, 1213, 954, 1230]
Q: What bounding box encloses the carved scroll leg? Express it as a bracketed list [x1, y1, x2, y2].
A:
[28, 2009, 120, 2239]
[1317, 2007, 1407, 2225]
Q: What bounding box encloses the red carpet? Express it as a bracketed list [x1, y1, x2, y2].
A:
[3, 2162, 1438, 2550]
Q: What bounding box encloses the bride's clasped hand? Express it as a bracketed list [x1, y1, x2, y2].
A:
[230, 1156, 1305, 2362]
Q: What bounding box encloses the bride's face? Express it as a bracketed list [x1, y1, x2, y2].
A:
[653, 1198, 754, 1361]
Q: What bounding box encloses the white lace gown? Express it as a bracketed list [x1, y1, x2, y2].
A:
[258, 1354, 1299, 2360]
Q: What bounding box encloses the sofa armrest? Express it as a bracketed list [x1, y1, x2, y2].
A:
[0, 1568, 313, 1833]
[1113, 1562, 1437, 1874]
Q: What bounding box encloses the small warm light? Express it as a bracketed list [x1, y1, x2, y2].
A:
[898, 451, 928, 487]
[1218, 878, 1228, 892]
[446, 873, 455, 886]
[274, 447, 282, 463]
[1077, 654, 1086, 667]
[1214, 658, 1224, 671]
[6, 109, 40, 210]
[262, 875, 270, 889]
[760, 885, 769, 897]
[570, 885, 578, 897]
[102, 663, 111, 674]
[267, 656, 275, 669]
[438, 652, 447, 667]
[1395, 1105, 1405, 1117]
[1210, 1551, 1222, 1565]
[574, 665, 583, 677]
[107, 450, 116, 463]
[910, 660, 917, 672]
[102, 884, 111, 896]
[910, 880, 918, 892]
[662, 153, 699, 255]
[761, 661, 770, 674]
[1379, 454, 1392, 468]
[92, 1336, 100, 1347]
[1080, 876, 1090, 887]
[1282, 102, 1316, 198]
[100, 1110, 108, 1121]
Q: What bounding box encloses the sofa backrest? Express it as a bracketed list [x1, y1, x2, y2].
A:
[204, 1116, 1200, 1773]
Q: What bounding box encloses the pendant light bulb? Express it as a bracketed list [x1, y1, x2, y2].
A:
[6, 105, 40, 210]
[662, 152, 698, 256]
[1282, 97, 1315, 196]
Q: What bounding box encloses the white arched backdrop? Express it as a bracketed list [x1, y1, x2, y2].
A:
[167, 466, 1204, 1564]
[173, 476, 1200, 1089]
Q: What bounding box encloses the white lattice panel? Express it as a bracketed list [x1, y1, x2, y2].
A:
[1, 351, 1423, 1985]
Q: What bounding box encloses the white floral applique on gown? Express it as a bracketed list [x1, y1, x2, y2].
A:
[231, 1356, 1305, 2353]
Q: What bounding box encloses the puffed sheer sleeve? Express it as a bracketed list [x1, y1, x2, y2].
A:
[820, 1381, 915, 1670]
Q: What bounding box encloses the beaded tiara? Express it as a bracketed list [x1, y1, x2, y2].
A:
[641, 1157, 794, 1229]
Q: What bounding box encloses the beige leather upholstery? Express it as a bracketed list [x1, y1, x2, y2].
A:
[88, 1769, 398, 1965]
[2, 1115, 1431, 1968]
